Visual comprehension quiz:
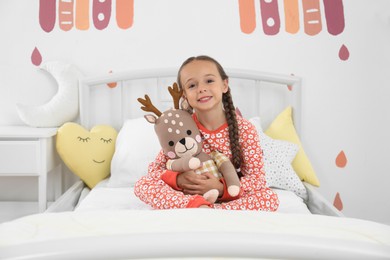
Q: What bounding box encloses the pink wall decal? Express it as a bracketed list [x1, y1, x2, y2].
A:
[116, 0, 134, 29]
[260, 0, 280, 35]
[93, 0, 112, 30]
[238, 0, 256, 34]
[323, 0, 345, 35]
[59, 0, 74, 31]
[333, 192, 343, 211]
[75, 0, 90, 30]
[284, 0, 299, 34]
[31, 47, 42, 66]
[39, 0, 56, 33]
[339, 44, 349, 61]
[302, 0, 322, 36]
[336, 150, 347, 168]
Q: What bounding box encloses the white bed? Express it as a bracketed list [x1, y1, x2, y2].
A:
[1, 68, 390, 259]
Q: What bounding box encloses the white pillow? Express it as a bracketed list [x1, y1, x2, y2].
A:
[108, 117, 161, 187]
[249, 117, 307, 199]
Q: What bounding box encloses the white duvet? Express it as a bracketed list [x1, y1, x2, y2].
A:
[1, 209, 390, 259]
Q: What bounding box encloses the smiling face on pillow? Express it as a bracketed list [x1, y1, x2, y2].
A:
[56, 122, 118, 188]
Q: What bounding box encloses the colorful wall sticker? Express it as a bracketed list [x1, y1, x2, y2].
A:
[31, 47, 43, 66]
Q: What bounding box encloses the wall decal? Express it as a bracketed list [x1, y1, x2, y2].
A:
[260, 0, 280, 35]
[239, 0, 345, 36]
[302, 0, 322, 36]
[93, 0, 111, 30]
[284, 0, 299, 34]
[323, 0, 345, 35]
[333, 192, 343, 211]
[39, 0, 56, 33]
[107, 71, 117, 88]
[59, 0, 74, 31]
[39, 0, 134, 31]
[336, 150, 347, 168]
[339, 44, 350, 61]
[116, 0, 134, 29]
[75, 0, 89, 30]
[31, 47, 43, 66]
[238, 0, 256, 34]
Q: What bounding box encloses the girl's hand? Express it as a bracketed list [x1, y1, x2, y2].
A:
[178, 171, 223, 196]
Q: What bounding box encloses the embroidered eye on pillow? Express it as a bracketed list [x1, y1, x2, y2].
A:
[56, 122, 118, 189]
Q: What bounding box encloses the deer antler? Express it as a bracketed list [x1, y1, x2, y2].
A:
[168, 83, 183, 109]
[137, 95, 162, 117]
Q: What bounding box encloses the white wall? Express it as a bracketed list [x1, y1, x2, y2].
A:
[0, 0, 389, 225]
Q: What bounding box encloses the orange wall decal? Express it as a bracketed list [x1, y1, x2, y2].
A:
[238, 0, 256, 34]
[333, 192, 343, 211]
[336, 150, 347, 168]
[75, 0, 89, 30]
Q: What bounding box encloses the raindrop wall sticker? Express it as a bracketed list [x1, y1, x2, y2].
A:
[107, 71, 117, 88]
[336, 150, 347, 168]
[333, 192, 343, 211]
[339, 44, 350, 61]
[31, 47, 42, 66]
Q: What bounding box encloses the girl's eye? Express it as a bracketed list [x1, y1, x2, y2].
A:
[188, 84, 196, 89]
[207, 79, 214, 83]
[77, 137, 90, 142]
[101, 138, 112, 143]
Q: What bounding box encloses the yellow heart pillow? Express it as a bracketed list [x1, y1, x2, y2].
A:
[265, 107, 320, 186]
[56, 122, 118, 188]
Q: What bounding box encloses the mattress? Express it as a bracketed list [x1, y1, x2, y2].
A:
[75, 179, 311, 214]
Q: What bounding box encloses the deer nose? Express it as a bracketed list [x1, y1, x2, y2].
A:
[179, 138, 186, 145]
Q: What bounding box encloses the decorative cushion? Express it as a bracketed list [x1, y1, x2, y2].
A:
[250, 117, 307, 199]
[265, 107, 320, 186]
[16, 61, 83, 127]
[56, 122, 118, 189]
[108, 117, 161, 187]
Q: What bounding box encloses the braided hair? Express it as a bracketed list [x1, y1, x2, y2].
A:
[177, 55, 242, 177]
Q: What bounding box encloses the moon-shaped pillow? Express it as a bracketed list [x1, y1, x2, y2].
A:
[16, 61, 83, 127]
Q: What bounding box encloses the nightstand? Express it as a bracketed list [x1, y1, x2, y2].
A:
[0, 126, 61, 212]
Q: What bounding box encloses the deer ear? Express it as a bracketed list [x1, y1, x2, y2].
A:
[144, 114, 157, 124]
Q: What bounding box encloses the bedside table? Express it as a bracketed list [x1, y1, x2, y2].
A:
[0, 126, 61, 212]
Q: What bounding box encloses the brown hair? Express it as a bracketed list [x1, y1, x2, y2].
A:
[177, 55, 242, 177]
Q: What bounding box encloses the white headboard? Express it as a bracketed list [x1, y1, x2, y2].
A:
[79, 68, 301, 133]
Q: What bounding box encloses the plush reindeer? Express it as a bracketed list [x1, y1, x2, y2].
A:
[137, 83, 240, 203]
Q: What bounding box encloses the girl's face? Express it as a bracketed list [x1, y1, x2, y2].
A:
[180, 60, 228, 113]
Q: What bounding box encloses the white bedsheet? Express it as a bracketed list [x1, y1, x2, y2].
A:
[0, 209, 389, 259]
[75, 179, 311, 214]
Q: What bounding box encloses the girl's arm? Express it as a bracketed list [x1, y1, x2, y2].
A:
[134, 150, 211, 209]
[214, 118, 279, 211]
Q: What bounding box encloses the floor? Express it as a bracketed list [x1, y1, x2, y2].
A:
[0, 202, 40, 223]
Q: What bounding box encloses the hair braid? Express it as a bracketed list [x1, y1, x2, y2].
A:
[223, 89, 242, 177]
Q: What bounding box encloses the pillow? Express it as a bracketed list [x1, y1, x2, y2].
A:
[16, 61, 83, 127]
[56, 122, 118, 189]
[249, 117, 307, 199]
[108, 117, 161, 187]
[265, 107, 320, 186]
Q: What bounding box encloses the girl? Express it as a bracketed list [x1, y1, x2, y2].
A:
[134, 55, 279, 210]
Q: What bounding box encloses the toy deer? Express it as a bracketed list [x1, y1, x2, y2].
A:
[137, 83, 240, 203]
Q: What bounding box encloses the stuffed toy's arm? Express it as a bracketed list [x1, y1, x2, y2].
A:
[166, 156, 201, 172]
[211, 151, 240, 197]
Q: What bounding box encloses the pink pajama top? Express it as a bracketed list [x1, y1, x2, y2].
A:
[134, 114, 279, 211]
